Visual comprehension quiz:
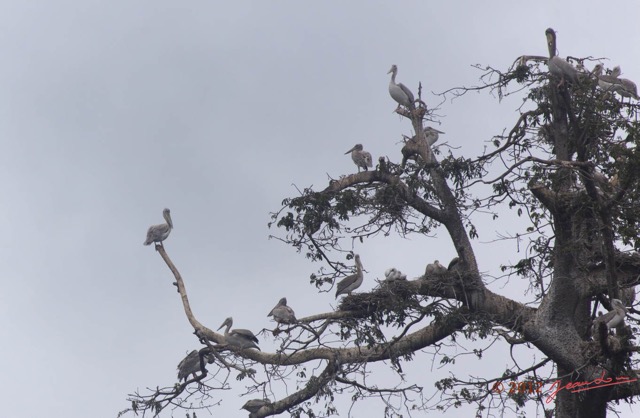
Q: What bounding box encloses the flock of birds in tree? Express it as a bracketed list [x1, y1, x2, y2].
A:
[141, 28, 635, 415]
[520, 28, 638, 100]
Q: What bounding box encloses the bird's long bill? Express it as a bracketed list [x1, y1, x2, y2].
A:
[545, 30, 555, 51]
[344, 146, 357, 154]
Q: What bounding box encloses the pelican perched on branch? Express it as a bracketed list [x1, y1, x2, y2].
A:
[592, 64, 638, 101]
[612, 66, 639, 100]
[143, 208, 173, 246]
[176, 350, 213, 382]
[592, 299, 627, 336]
[345, 144, 373, 172]
[242, 399, 272, 415]
[545, 28, 578, 85]
[335, 254, 364, 298]
[591, 64, 622, 92]
[217, 317, 260, 350]
[267, 297, 297, 324]
[388, 64, 415, 109]
[424, 127, 444, 146]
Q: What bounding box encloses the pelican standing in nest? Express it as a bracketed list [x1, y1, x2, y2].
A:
[143, 208, 173, 246]
[267, 297, 297, 324]
[426, 260, 447, 275]
[545, 28, 578, 86]
[425, 262, 436, 275]
[217, 317, 260, 350]
[335, 254, 364, 298]
[384, 267, 406, 281]
[176, 350, 214, 382]
[345, 144, 373, 172]
[388, 64, 415, 109]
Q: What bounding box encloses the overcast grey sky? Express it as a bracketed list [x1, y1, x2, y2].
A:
[1, 1, 639, 417]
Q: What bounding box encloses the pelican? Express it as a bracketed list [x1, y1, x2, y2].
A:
[433, 260, 447, 274]
[384, 267, 406, 281]
[345, 144, 373, 172]
[424, 127, 444, 146]
[335, 254, 364, 298]
[217, 317, 260, 350]
[388, 64, 415, 108]
[143, 208, 173, 246]
[425, 262, 436, 275]
[267, 297, 297, 324]
[592, 64, 621, 92]
[592, 299, 628, 334]
[176, 350, 213, 382]
[242, 399, 271, 415]
[612, 66, 639, 100]
[545, 28, 578, 85]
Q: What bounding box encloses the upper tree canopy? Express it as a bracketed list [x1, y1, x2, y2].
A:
[123, 28, 640, 418]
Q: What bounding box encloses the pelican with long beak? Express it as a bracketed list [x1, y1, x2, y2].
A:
[345, 144, 373, 172]
[217, 317, 260, 350]
[388, 64, 415, 109]
[143, 208, 173, 246]
[335, 254, 364, 298]
[545, 28, 578, 86]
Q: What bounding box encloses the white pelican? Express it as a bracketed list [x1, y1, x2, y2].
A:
[612, 66, 639, 100]
[143, 208, 173, 246]
[176, 350, 213, 382]
[388, 64, 415, 108]
[592, 64, 620, 91]
[267, 297, 297, 324]
[217, 317, 260, 350]
[384, 267, 406, 281]
[335, 254, 364, 298]
[545, 28, 578, 85]
[345, 144, 373, 172]
[592, 299, 627, 332]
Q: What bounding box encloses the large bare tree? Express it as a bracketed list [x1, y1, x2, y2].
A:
[121, 28, 640, 418]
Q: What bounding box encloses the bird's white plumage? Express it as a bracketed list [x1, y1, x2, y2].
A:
[388, 64, 414, 108]
[345, 144, 373, 172]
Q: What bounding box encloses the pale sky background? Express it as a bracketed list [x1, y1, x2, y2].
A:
[1, 1, 639, 417]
